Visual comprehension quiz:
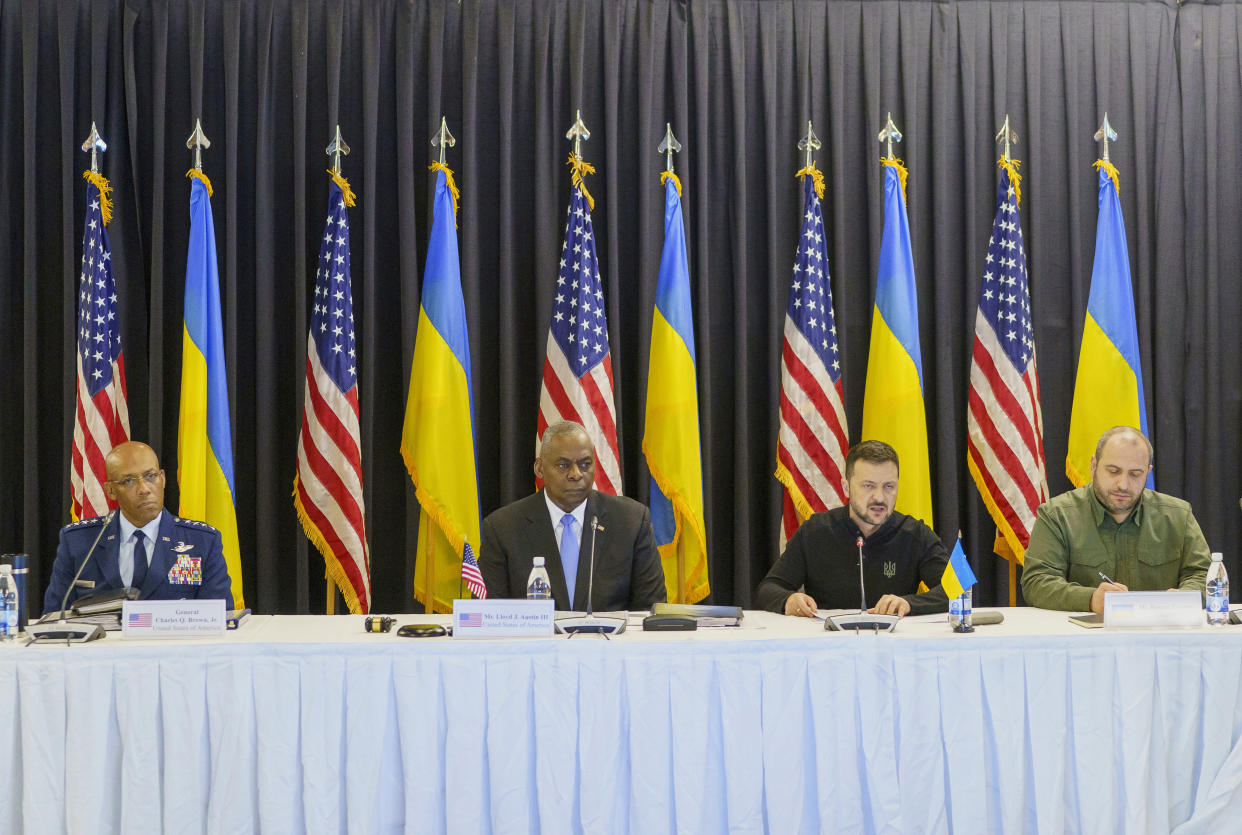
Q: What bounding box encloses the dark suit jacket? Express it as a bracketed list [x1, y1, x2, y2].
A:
[43, 510, 234, 614]
[479, 490, 666, 612]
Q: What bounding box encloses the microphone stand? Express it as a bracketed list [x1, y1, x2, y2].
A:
[27, 510, 116, 644]
[555, 515, 627, 637]
[826, 534, 899, 634]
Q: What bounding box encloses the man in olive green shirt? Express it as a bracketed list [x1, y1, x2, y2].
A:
[1022, 426, 1211, 613]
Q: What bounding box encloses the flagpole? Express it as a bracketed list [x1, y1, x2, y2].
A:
[82, 122, 106, 174]
[186, 118, 210, 171]
[798, 120, 820, 171]
[657, 122, 689, 603]
[320, 125, 352, 616]
[878, 112, 902, 159]
[1094, 113, 1116, 163]
[997, 114, 1020, 607]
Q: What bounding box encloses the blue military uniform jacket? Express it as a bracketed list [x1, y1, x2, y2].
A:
[43, 510, 234, 614]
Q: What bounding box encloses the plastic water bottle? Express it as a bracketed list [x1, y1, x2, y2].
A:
[0, 564, 18, 642]
[526, 556, 552, 601]
[1206, 552, 1229, 626]
[949, 587, 974, 633]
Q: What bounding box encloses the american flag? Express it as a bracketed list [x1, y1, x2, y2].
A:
[458, 612, 482, 628]
[966, 164, 1048, 566]
[775, 171, 848, 550]
[71, 173, 131, 520]
[127, 612, 152, 627]
[294, 178, 371, 614]
[460, 542, 486, 599]
[536, 179, 622, 494]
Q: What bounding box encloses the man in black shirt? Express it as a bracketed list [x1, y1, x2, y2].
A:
[758, 440, 951, 617]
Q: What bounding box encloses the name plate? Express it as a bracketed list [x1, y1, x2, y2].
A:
[452, 599, 555, 638]
[1103, 590, 1204, 629]
[122, 599, 227, 637]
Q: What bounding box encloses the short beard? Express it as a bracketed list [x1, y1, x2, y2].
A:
[1092, 479, 1139, 517]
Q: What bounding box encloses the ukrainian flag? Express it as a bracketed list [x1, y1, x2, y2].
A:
[1066, 162, 1151, 488]
[178, 170, 244, 607]
[940, 537, 978, 601]
[861, 160, 934, 524]
[643, 172, 709, 604]
[400, 164, 482, 613]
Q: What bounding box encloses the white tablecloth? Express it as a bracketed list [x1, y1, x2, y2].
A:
[3, 608, 1242, 834]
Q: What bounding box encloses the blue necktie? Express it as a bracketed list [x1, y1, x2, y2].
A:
[130, 530, 148, 590]
[559, 514, 579, 608]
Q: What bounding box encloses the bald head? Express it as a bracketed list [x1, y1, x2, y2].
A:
[1094, 426, 1153, 465]
[103, 442, 166, 526]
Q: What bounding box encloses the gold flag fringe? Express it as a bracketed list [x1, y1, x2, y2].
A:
[997, 157, 1023, 208]
[185, 168, 214, 197]
[1093, 159, 1121, 194]
[328, 170, 357, 208]
[661, 170, 682, 198]
[880, 156, 909, 202]
[566, 154, 596, 210]
[794, 163, 825, 200]
[428, 161, 460, 225]
[292, 475, 367, 615]
[82, 170, 114, 226]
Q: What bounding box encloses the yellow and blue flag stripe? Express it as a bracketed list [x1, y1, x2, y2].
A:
[861, 160, 934, 524]
[941, 537, 978, 601]
[643, 172, 709, 604]
[178, 171, 244, 607]
[1066, 162, 1151, 488]
[400, 164, 483, 613]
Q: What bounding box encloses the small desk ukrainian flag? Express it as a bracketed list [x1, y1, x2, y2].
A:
[643, 166, 709, 604]
[941, 537, 978, 601]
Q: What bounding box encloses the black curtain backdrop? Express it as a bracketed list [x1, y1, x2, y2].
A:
[1, 0, 1238, 615]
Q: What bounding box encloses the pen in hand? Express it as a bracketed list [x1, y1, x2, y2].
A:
[1097, 571, 1116, 585]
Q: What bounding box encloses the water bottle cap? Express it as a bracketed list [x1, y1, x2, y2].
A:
[1212, 552, 1224, 561]
[532, 556, 545, 567]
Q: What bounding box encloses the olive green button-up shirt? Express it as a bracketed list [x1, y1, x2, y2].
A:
[1021, 485, 1212, 612]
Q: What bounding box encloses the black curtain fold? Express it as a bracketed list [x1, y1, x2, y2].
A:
[1, 0, 1237, 614]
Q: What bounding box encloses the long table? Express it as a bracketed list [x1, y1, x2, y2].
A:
[3, 608, 1241, 834]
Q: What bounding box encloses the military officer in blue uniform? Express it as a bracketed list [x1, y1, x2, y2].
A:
[43, 441, 234, 614]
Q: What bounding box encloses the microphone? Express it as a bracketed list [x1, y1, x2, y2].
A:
[27, 510, 115, 643]
[856, 536, 866, 613]
[584, 515, 599, 617]
[826, 530, 899, 634]
[555, 514, 626, 637]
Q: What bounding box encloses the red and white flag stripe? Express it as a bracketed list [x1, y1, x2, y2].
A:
[777, 319, 848, 550]
[295, 342, 371, 610]
[71, 342, 130, 520]
[537, 335, 622, 496]
[967, 312, 1048, 552]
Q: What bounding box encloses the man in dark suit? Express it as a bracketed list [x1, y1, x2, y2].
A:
[43, 441, 234, 614]
[479, 421, 666, 612]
